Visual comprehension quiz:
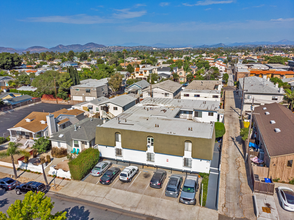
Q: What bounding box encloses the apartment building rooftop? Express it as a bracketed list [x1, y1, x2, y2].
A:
[73, 78, 108, 88]
[186, 80, 221, 90]
[239, 76, 283, 94]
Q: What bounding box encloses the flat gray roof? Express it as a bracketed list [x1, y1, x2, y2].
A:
[185, 80, 221, 90]
[72, 78, 108, 88]
[142, 80, 182, 93]
[182, 89, 220, 94]
[73, 97, 109, 107]
[100, 95, 136, 107]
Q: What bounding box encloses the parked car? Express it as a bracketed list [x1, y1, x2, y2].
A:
[150, 170, 167, 189]
[277, 186, 294, 211]
[0, 177, 19, 191]
[99, 167, 120, 185]
[179, 175, 199, 205]
[119, 166, 139, 182]
[15, 181, 48, 195]
[165, 175, 183, 198]
[91, 161, 112, 177]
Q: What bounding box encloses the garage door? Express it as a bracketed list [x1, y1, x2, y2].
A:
[85, 97, 95, 101]
[72, 96, 83, 101]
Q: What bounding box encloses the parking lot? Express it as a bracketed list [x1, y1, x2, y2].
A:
[273, 183, 294, 220]
[83, 160, 203, 205]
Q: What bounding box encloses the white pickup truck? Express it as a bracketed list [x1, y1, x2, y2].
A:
[119, 166, 139, 182]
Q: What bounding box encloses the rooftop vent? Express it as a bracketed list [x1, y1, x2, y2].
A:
[59, 134, 64, 138]
[25, 118, 31, 122]
[155, 124, 159, 127]
[263, 107, 267, 110]
[274, 128, 281, 133]
[270, 120, 276, 124]
[40, 120, 46, 124]
[265, 112, 270, 115]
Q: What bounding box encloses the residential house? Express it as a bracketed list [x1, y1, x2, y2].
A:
[0, 93, 22, 100]
[79, 63, 92, 69]
[70, 78, 109, 101]
[125, 80, 150, 96]
[17, 86, 37, 92]
[95, 99, 216, 173]
[177, 69, 188, 83]
[252, 103, 294, 182]
[3, 95, 33, 105]
[72, 97, 109, 116]
[133, 64, 157, 79]
[142, 80, 182, 99]
[250, 70, 294, 79]
[50, 118, 103, 154]
[233, 63, 269, 81]
[60, 61, 78, 68]
[204, 57, 215, 63]
[157, 67, 172, 80]
[8, 108, 85, 143]
[282, 77, 294, 90]
[181, 80, 222, 102]
[265, 64, 291, 71]
[0, 76, 14, 87]
[239, 76, 285, 114]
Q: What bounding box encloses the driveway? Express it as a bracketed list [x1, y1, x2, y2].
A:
[274, 183, 294, 220]
[0, 103, 70, 137]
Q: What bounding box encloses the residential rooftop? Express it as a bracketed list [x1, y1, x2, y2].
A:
[100, 94, 137, 107]
[72, 78, 108, 88]
[142, 80, 182, 93]
[186, 80, 221, 90]
[253, 103, 294, 157]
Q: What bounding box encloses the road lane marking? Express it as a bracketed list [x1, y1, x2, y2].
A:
[210, 172, 219, 175]
[128, 171, 141, 189]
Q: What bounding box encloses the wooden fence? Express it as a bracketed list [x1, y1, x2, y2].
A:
[252, 164, 275, 195]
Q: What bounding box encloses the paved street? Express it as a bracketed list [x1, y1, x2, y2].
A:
[218, 80, 256, 219]
[0, 189, 158, 220]
[0, 103, 70, 137]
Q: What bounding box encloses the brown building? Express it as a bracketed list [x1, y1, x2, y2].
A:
[250, 70, 294, 79]
[253, 103, 294, 182]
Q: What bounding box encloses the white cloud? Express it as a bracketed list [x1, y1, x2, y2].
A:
[160, 2, 170, 7]
[23, 14, 112, 24]
[113, 9, 146, 19]
[183, 0, 233, 6]
[270, 18, 294, 22]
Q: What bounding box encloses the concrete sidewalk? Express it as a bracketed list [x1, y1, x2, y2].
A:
[58, 180, 219, 220]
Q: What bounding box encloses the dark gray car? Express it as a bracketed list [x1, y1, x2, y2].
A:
[179, 175, 199, 205]
[150, 170, 167, 189]
[165, 175, 183, 198]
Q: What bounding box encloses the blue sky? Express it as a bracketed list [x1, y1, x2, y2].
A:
[0, 0, 294, 48]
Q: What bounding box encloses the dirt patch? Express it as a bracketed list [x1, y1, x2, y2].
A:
[143, 172, 151, 178]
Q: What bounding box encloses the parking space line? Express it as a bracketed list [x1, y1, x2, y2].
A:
[128, 171, 141, 189]
[210, 172, 219, 175]
[111, 176, 120, 188]
[143, 181, 150, 194]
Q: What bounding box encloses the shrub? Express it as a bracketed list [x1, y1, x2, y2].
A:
[0, 137, 7, 144]
[32, 137, 51, 153]
[46, 155, 51, 163]
[51, 147, 67, 158]
[6, 137, 10, 142]
[289, 178, 294, 185]
[215, 122, 226, 139]
[273, 178, 280, 182]
[68, 148, 100, 180]
[240, 127, 249, 141]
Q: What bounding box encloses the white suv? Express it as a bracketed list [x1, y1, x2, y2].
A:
[119, 166, 139, 182]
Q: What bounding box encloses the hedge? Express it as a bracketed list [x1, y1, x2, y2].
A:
[68, 148, 100, 180]
[215, 122, 226, 139]
[9, 89, 34, 96]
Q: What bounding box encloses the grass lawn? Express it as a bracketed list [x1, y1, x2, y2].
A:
[199, 173, 209, 206]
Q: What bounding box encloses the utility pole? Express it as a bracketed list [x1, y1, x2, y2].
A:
[54, 77, 58, 104]
[240, 77, 246, 117]
[246, 97, 254, 161]
[149, 73, 152, 98]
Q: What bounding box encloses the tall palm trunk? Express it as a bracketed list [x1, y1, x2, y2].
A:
[11, 155, 17, 179]
[41, 163, 48, 185]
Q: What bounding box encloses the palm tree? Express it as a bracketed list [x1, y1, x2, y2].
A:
[40, 156, 48, 186]
[0, 142, 24, 179]
[285, 89, 294, 111]
[122, 49, 127, 68]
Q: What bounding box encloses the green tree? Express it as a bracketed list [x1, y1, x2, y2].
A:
[172, 73, 179, 82]
[147, 73, 159, 84]
[79, 52, 88, 61]
[126, 78, 139, 86]
[215, 122, 226, 139]
[126, 64, 134, 73]
[0, 191, 67, 220]
[284, 89, 294, 111]
[96, 58, 104, 64]
[240, 127, 249, 141]
[108, 73, 122, 92]
[67, 66, 80, 85]
[123, 49, 127, 67]
[108, 57, 118, 66]
[0, 53, 22, 70]
[186, 73, 194, 82]
[0, 142, 25, 179]
[39, 52, 46, 61]
[223, 73, 229, 84]
[32, 137, 51, 153]
[15, 73, 31, 86]
[67, 50, 75, 61]
[116, 65, 123, 71]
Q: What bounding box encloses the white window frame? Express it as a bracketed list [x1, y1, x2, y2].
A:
[115, 133, 121, 142]
[147, 152, 155, 162]
[147, 137, 154, 147]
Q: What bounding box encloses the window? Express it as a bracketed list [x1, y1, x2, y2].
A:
[165, 93, 169, 97]
[147, 137, 154, 146]
[115, 148, 122, 157]
[113, 107, 118, 111]
[184, 94, 189, 97]
[194, 94, 200, 97]
[147, 152, 155, 162]
[247, 95, 252, 99]
[74, 140, 79, 148]
[115, 133, 121, 142]
[183, 158, 192, 168]
[208, 112, 214, 116]
[86, 89, 91, 93]
[57, 142, 61, 148]
[194, 111, 202, 118]
[287, 160, 293, 168]
[96, 107, 99, 112]
[212, 95, 219, 98]
[184, 141, 192, 152]
[272, 96, 278, 100]
[75, 89, 79, 91]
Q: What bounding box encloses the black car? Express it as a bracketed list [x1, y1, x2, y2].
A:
[15, 181, 48, 195]
[150, 170, 167, 189]
[0, 177, 19, 191]
[99, 167, 120, 185]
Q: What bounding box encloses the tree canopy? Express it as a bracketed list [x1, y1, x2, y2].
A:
[108, 73, 122, 92]
[215, 122, 226, 139]
[0, 191, 67, 220]
[0, 53, 22, 70]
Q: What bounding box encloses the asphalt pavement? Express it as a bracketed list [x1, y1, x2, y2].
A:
[0, 189, 159, 220]
[0, 103, 70, 137]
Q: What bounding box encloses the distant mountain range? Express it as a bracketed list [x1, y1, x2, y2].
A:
[0, 40, 293, 53]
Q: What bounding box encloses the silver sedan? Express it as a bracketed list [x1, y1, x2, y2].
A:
[90, 161, 112, 177]
[277, 186, 294, 212]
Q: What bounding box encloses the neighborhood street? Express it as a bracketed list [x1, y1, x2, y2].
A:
[218, 78, 256, 219]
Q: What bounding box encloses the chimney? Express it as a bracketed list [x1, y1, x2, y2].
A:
[46, 114, 57, 137]
[74, 125, 77, 131]
[279, 86, 284, 94]
[275, 83, 279, 88]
